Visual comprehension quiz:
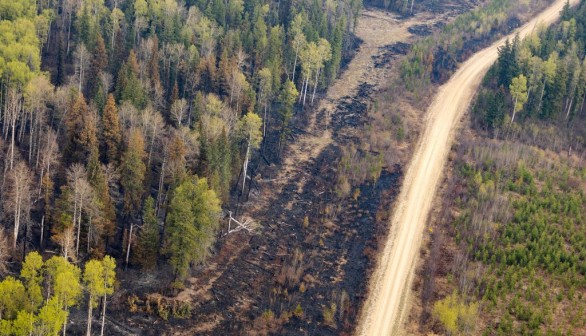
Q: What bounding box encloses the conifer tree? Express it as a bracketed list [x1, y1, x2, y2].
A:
[87, 34, 108, 98]
[135, 197, 160, 269]
[65, 94, 97, 164]
[101, 94, 122, 164]
[164, 176, 221, 286]
[121, 128, 146, 218]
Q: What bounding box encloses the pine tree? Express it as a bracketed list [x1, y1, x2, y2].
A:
[101, 94, 122, 164]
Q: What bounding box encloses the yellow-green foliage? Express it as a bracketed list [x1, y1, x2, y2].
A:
[432, 292, 478, 335]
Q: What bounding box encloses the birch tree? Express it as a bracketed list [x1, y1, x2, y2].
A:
[289, 14, 307, 82]
[66, 164, 94, 257]
[311, 39, 332, 104]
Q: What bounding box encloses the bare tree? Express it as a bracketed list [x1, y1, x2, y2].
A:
[139, 107, 165, 169]
[66, 164, 94, 256]
[73, 43, 90, 93]
[170, 99, 188, 127]
[5, 89, 23, 171]
[3, 160, 32, 250]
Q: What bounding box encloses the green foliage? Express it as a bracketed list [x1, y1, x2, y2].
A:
[116, 51, 146, 108]
[164, 176, 221, 282]
[84, 256, 116, 308]
[0, 0, 41, 87]
[237, 112, 263, 149]
[448, 141, 586, 334]
[509, 74, 528, 122]
[135, 197, 160, 270]
[45, 256, 83, 310]
[121, 129, 146, 217]
[0, 277, 26, 320]
[0, 252, 111, 335]
[20, 252, 44, 311]
[278, 79, 299, 136]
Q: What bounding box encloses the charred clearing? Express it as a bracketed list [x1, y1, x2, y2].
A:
[105, 2, 484, 335]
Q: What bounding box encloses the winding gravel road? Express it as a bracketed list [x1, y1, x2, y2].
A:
[356, 0, 579, 335]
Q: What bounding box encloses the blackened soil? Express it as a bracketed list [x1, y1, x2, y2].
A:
[372, 42, 410, 69]
[331, 83, 375, 132]
[408, 24, 433, 36]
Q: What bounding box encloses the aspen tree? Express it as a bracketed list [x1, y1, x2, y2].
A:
[236, 112, 262, 194]
[510, 74, 528, 123]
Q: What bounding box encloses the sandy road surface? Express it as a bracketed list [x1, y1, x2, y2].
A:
[356, 1, 579, 335]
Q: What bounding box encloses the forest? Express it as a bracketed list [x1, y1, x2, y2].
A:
[413, 1, 586, 334]
[0, 0, 361, 333]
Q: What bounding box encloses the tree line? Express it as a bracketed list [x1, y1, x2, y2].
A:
[0, 0, 362, 328]
[474, 0, 586, 135]
[399, 0, 557, 92]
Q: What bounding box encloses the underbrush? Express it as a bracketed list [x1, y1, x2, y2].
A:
[427, 140, 586, 335]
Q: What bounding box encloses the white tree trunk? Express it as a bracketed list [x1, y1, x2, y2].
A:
[241, 139, 251, 194]
[511, 97, 518, 123]
[100, 294, 107, 336]
[311, 67, 321, 105]
[125, 224, 134, 270]
[86, 297, 93, 336]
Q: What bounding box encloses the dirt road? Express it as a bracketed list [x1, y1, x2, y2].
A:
[356, 1, 579, 335]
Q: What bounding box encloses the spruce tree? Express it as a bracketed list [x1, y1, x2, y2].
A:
[135, 197, 160, 270]
[164, 176, 221, 286]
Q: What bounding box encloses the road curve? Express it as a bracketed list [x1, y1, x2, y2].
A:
[356, 0, 579, 335]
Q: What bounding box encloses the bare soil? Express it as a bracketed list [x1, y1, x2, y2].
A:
[104, 3, 487, 336]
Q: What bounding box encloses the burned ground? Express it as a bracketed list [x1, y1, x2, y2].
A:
[105, 3, 483, 335]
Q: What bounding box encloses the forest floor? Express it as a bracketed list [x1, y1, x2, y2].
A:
[106, 2, 482, 336]
[355, 0, 580, 335]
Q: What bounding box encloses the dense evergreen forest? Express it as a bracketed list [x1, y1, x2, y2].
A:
[0, 0, 361, 333]
[418, 1, 586, 334]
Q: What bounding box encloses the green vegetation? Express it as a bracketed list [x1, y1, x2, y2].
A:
[432, 292, 478, 335]
[400, 0, 555, 91]
[445, 141, 586, 334]
[425, 2, 586, 334]
[474, 0, 586, 138]
[1, 0, 363, 310]
[0, 252, 115, 335]
[164, 175, 221, 285]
